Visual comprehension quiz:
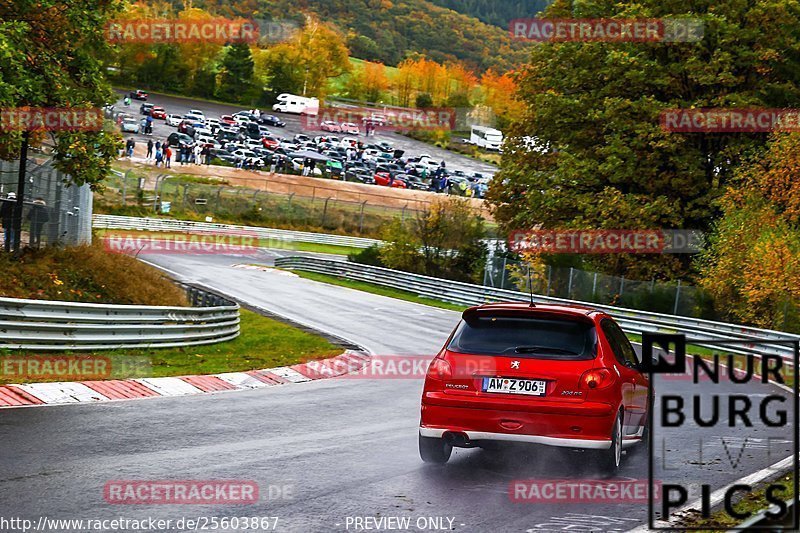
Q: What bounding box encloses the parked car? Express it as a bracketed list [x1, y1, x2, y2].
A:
[293, 134, 311, 144]
[260, 114, 286, 128]
[188, 109, 206, 121]
[120, 117, 139, 133]
[150, 106, 167, 119]
[320, 121, 342, 133]
[208, 148, 237, 165]
[165, 114, 183, 127]
[374, 171, 407, 188]
[262, 135, 281, 150]
[341, 122, 360, 135]
[129, 89, 148, 100]
[177, 121, 196, 137]
[345, 167, 374, 184]
[418, 302, 650, 472]
[220, 115, 237, 126]
[205, 118, 221, 132]
[167, 132, 194, 148]
[183, 113, 204, 124]
[139, 103, 155, 115]
[397, 173, 428, 190]
[324, 159, 344, 178]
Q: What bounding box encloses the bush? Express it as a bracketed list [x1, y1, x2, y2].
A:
[379, 198, 487, 283]
[348, 244, 385, 267]
[0, 242, 187, 306]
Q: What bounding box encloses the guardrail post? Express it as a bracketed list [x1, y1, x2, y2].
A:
[121, 170, 130, 205]
[287, 192, 295, 209]
[673, 280, 681, 315]
[401, 203, 408, 223]
[546, 265, 552, 296]
[182, 184, 188, 207]
[215, 187, 224, 209]
[567, 267, 574, 298]
[592, 272, 598, 301]
[619, 276, 625, 298]
[499, 257, 507, 288]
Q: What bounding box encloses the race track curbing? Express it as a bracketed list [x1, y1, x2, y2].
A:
[0, 351, 370, 408]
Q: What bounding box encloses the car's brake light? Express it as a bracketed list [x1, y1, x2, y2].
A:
[426, 357, 452, 381]
[580, 368, 615, 390]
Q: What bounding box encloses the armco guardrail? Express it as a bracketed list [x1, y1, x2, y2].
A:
[275, 256, 800, 362]
[93, 214, 382, 249]
[0, 284, 240, 351]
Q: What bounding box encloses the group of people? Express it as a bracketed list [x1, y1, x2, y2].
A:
[0, 193, 51, 251]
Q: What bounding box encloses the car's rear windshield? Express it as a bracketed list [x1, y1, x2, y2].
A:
[447, 315, 597, 360]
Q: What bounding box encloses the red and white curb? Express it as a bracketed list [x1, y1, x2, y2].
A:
[0, 351, 370, 408]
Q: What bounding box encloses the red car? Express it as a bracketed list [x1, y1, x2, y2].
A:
[220, 115, 236, 126]
[419, 302, 650, 472]
[129, 89, 148, 100]
[374, 171, 407, 188]
[262, 136, 280, 149]
[150, 106, 166, 119]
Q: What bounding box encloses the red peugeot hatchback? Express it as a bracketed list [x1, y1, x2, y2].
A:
[419, 302, 650, 472]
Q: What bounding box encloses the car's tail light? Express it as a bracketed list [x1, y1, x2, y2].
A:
[426, 357, 452, 381]
[580, 368, 615, 390]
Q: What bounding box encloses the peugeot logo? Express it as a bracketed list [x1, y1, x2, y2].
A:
[511, 360, 520, 369]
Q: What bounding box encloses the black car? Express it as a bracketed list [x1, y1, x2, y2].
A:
[167, 132, 194, 148]
[398, 173, 429, 190]
[345, 167, 375, 184]
[140, 103, 154, 115]
[208, 148, 237, 165]
[129, 89, 148, 101]
[260, 114, 286, 128]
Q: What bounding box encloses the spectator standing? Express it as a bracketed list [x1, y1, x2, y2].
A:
[164, 146, 172, 168]
[126, 138, 135, 158]
[146, 139, 154, 160]
[27, 198, 49, 248]
[155, 147, 163, 167]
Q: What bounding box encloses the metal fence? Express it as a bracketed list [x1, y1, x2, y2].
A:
[483, 255, 708, 318]
[0, 283, 240, 351]
[275, 256, 800, 362]
[101, 169, 489, 238]
[0, 158, 93, 248]
[93, 214, 382, 249]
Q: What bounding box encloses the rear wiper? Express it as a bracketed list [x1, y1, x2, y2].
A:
[513, 346, 578, 355]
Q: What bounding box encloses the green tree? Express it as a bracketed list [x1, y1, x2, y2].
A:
[0, 0, 123, 187]
[415, 92, 434, 108]
[216, 43, 255, 103]
[380, 198, 487, 282]
[489, 0, 800, 279]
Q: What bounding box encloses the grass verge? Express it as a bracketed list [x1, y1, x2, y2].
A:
[96, 229, 364, 256]
[0, 309, 342, 384]
[291, 270, 467, 312]
[676, 473, 795, 531]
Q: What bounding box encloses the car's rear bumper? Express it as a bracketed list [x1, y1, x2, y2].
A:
[420, 400, 616, 449]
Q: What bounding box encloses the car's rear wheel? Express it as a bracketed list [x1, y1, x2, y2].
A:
[597, 412, 622, 474]
[419, 434, 452, 464]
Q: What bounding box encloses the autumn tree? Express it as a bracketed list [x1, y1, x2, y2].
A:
[216, 42, 255, 103]
[698, 133, 800, 332]
[489, 0, 800, 279]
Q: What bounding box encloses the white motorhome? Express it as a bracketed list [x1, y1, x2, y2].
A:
[470, 125, 503, 150]
[272, 95, 319, 116]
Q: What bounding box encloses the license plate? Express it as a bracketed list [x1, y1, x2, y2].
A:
[482, 377, 546, 396]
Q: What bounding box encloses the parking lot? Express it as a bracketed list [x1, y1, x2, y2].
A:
[112, 89, 498, 195]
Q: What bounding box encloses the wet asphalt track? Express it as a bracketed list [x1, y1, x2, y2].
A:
[0, 248, 794, 532]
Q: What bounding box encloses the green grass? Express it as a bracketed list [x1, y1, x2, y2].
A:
[677, 473, 795, 531]
[291, 270, 467, 312]
[0, 309, 342, 384]
[96, 229, 363, 256]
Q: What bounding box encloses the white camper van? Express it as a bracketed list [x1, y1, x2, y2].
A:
[272, 95, 319, 116]
[470, 125, 503, 150]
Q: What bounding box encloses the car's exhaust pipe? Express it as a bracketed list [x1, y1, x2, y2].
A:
[443, 431, 473, 447]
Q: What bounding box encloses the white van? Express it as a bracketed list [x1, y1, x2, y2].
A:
[470, 125, 503, 150]
[272, 96, 319, 116]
